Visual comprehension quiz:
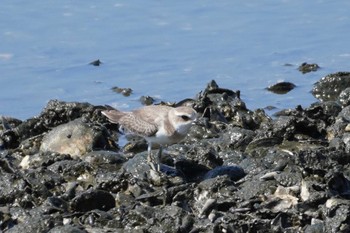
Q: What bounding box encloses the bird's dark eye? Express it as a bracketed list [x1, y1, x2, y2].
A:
[181, 115, 190, 121]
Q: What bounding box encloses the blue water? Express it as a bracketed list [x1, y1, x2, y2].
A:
[1, 1, 350, 120]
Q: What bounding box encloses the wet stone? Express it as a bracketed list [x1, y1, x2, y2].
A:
[266, 81, 296, 94]
[40, 118, 111, 159]
[298, 62, 320, 74]
[121, 152, 151, 180]
[185, 146, 223, 169]
[47, 160, 93, 182]
[111, 86, 132, 96]
[89, 59, 102, 66]
[0, 173, 25, 205]
[3, 80, 350, 232]
[337, 105, 350, 122]
[337, 87, 350, 107]
[203, 165, 245, 182]
[19, 152, 71, 170]
[48, 225, 87, 233]
[312, 71, 350, 102]
[71, 189, 115, 212]
[83, 151, 126, 171]
[6, 216, 61, 233]
[219, 126, 255, 150]
[175, 159, 211, 182]
[0, 116, 22, 131]
[139, 95, 155, 105]
[328, 172, 350, 199]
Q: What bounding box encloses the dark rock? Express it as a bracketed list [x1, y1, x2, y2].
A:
[175, 159, 211, 182]
[203, 165, 245, 181]
[71, 189, 115, 212]
[304, 221, 325, 233]
[266, 81, 296, 94]
[111, 86, 132, 96]
[0, 100, 107, 149]
[338, 87, 350, 107]
[83, 150, 126, 171]
[219, 126, 255, 150]
[298, 62, 320, 74]
[6, 215, 60, 233]
[0, 173, 25, 205]
[77, 209, 114, 228]
[19, 152, 72, 170]
[139, 95, 155, 105]
[185, 146, 223, 169]
[48, 225, 87, 233]
[0, 116, 22, 131]
[121, 152, 151, 180]
[312, 72, 350, 102]
[3, 80, 350, 231]
[328, 173, 350, 199]
[89, 59, 102, 66]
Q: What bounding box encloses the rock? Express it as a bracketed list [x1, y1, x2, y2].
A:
[3, 80, 350, 232]
[298, 62, 320, 74]
[328, 172, 350, 199]
[121, 152, 151, 180]
[337, 87, 350, 107]
[111, 86, 132, 96]
[312, 71, 350, 102]
[139, 95, 155, 105]
[48, 225, 87, 233]
[83, 151, 126, 171]
[203, 165, 245, 181]
[89, 59, 102, 66]
[40, 118, 111, 159]
[71, 189, 115, 212]
[19, 152, 71, 169]
[266, 81, 296, 94]
[0, 100, 106, 149]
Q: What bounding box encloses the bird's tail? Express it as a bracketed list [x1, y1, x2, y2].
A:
[101, 106, 125, 124]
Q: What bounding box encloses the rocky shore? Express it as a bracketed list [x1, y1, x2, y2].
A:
[1, 72, 350, 232]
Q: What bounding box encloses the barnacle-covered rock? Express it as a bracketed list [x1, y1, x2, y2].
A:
[1, 80, 350, 232]
[312, 72, 350, 102]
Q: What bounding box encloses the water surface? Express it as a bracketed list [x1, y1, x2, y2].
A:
[1, 1, 350, 119]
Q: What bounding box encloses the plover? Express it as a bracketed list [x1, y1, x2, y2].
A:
[101, 105, 197, 170]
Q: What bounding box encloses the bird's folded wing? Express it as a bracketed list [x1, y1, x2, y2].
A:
[101, 109, 125, 124]
[119, 114, 158, 137]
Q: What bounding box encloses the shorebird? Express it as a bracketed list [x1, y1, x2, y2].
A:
[101, 105, 197, 170]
